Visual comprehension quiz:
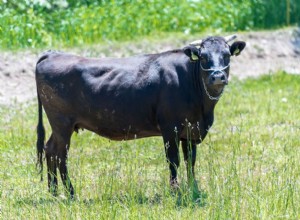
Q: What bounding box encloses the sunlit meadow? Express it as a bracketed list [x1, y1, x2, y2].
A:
[1, 72, 299, 219]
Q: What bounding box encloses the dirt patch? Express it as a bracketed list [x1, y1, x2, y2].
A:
[231, 28, 300, 79]
[0, 28, 299, 106]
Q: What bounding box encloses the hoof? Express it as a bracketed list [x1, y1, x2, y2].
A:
[170, 179, 180, 191]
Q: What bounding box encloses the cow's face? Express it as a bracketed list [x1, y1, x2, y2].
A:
[184, 36, 245, 100]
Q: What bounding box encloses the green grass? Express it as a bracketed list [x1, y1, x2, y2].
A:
[0, 72, 300, 219]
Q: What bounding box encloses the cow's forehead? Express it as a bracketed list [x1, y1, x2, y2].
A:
[201, 37, 229, 53]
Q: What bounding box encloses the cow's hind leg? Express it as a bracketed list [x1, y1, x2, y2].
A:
[45, 134, 58, 196]
[45, 128, 74, 197]
[57, 142, 74, 198]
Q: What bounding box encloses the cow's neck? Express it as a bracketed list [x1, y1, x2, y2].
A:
[201, 80, 225, 101]
[191, 61, 219, 114]
[202, 84, 224, 116]
[192, 62, 218, 103]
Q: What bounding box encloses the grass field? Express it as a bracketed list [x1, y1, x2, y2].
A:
[0, 72, 300, 219]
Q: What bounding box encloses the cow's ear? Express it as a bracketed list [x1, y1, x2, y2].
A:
[230, 41, 246, 56]
[184, 46, 200, 61]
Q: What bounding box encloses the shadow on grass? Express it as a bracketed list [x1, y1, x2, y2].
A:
[82, 187, 208, 208]
[14, 196, 71, 207]
[81, 191, 163, 206]
[14, 187, 208, 209]
[172, 188, 208, 208]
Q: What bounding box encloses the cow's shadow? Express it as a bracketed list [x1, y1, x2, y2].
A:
[16, 188, 207, 208]
[172, 187, 208, 208]
[82, 187, 208, 208]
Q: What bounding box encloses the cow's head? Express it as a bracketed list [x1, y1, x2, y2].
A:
[184, 35, 246, 100]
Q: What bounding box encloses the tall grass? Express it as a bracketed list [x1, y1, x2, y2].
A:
[1, 72, 299, 219]
[0, 0, 299, 49]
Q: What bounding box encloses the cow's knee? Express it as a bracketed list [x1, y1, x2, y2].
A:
[44, 134, 58, 156]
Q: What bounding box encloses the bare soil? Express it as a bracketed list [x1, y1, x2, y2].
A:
[0, 28, 299, 106]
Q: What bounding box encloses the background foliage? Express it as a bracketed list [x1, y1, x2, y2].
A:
[0, 0, 299, 49]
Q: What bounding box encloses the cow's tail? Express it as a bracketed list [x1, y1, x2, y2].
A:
[36, 89, 45, 181]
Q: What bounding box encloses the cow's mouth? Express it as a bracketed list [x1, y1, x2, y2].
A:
[202, 74, 228, 101]
[208, 71, 228, 85]
[200, 63, 230, 100]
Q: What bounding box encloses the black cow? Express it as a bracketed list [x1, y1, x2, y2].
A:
[35, 35, 245, 197]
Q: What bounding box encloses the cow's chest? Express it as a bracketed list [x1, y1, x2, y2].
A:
[179, 112, 214, 143]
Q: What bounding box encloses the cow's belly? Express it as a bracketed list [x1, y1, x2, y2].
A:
[95, 128, 161, 141]
[76, 114, 161, 141]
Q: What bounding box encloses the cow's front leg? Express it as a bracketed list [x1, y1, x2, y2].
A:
[162, 128, 181, 189]
[181, 140, 197, 182]
[182, 140, 200, 197]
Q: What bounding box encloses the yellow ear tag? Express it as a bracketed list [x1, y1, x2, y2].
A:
[233, 48, 240, 56]
[191, 52, 199, 61]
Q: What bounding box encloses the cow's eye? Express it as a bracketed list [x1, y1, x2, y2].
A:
[200, 55, 207, 63]
[224, 54, 230, 63]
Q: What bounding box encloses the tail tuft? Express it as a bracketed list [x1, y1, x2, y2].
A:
[36, 93, 45, 181]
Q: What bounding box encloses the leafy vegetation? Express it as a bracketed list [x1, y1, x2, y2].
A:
[0, 0, 299, 49]
[1, 72, 299, 219]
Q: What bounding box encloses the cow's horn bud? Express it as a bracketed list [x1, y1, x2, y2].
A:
[189, 39, 203, 46]
[224, 35, 237, 43]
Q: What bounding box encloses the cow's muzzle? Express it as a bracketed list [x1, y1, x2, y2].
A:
[209, 70, 228, 85]
[200, 63, 230, 86]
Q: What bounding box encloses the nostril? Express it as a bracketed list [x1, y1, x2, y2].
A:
[211, 76, 215, 81]
[221, 75, 225, 81]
